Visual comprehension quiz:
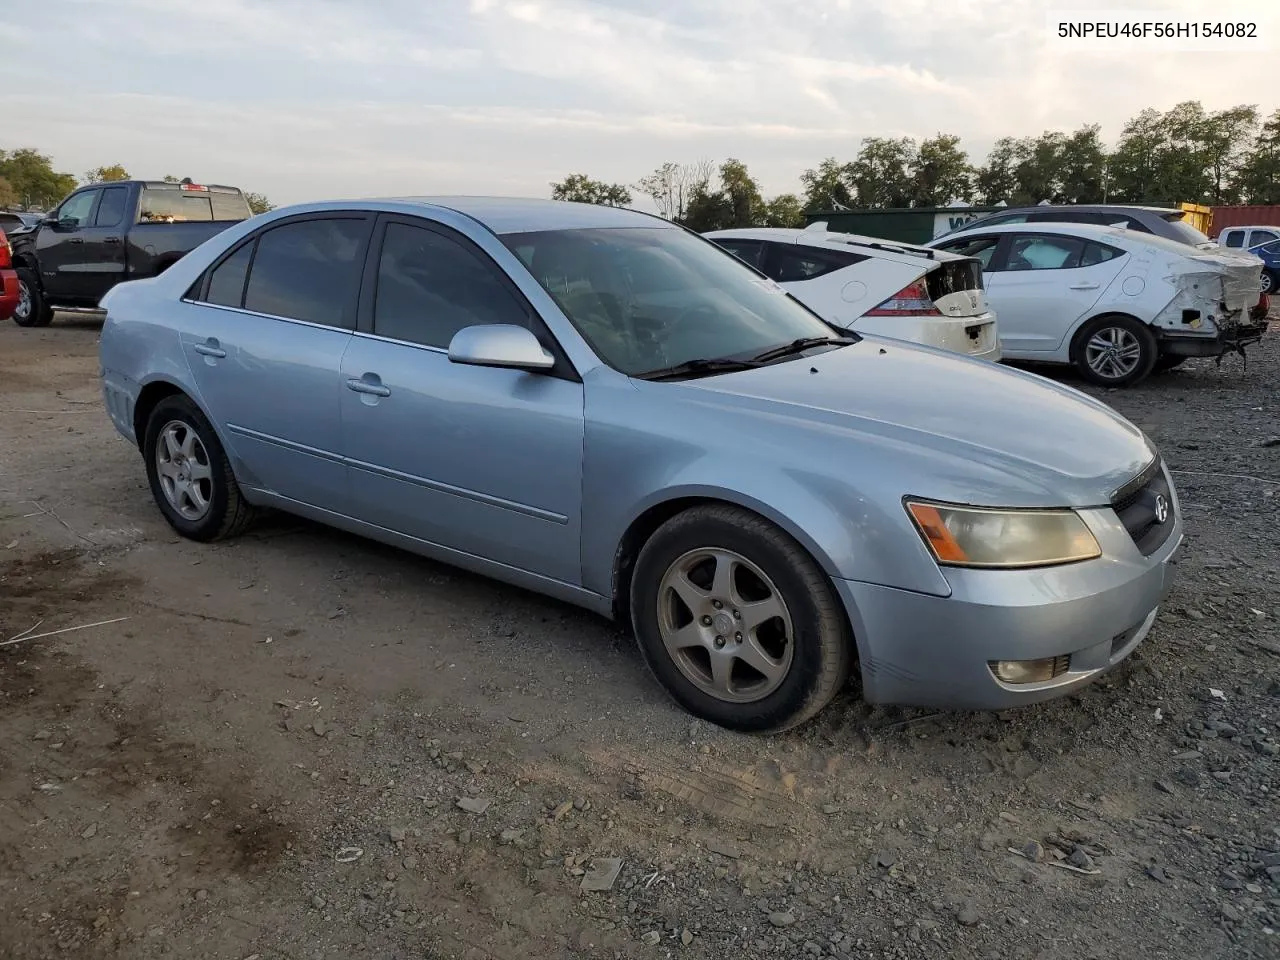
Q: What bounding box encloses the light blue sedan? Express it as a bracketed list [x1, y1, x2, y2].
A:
[99, 198, 1182, 732]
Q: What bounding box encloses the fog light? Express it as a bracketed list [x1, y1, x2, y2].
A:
[989, 656, 1070, 684]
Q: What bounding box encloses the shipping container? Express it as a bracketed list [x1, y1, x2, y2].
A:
[1209, 205, 1280, 237]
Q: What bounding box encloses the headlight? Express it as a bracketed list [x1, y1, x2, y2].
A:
[905, 500, 1101, 568]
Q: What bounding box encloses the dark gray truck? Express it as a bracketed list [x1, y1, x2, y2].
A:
[10, 179, 253, 326]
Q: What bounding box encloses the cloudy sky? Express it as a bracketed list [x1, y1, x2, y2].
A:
[2, 0, 1274, 208]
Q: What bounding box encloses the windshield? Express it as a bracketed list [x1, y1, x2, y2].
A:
[502, 227, 841, 376]
[1163, 217, 1211, 246]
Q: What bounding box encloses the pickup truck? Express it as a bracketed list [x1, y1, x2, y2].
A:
[10, 179, 253, 327]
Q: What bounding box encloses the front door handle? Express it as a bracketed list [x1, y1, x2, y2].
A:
[68, 237, 84, 245]
[346, 377, 391, 398]
[194, 342, 226, 358]
[1068, 282, 1100, 290]
[103, 236, 120, 244]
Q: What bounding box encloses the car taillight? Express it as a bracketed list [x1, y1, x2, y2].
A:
[180, 182, 209, 192]
[864, 279, 941, 317]
[0, 229, 10, 268]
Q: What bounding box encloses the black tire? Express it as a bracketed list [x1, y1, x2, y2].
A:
[630, 504, 853, 733]
[1154, 354, 1188, 373]
[143, 394, 256, 541]
[1071, 314, 1158, 388]
[1261, 270, 1276, 295]
[13, 267, 52, 327]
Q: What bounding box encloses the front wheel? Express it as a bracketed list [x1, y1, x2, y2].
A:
[1261, 270, 1276, 295]
[631, 505, 853, 733]
[143, 394, 257, 541]
[1071, 315, 1158, 388]
[12, 267, 52, 327]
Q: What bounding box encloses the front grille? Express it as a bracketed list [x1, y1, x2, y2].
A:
[1048, 655, 1071, 678]
[1111, 458, 1175, 556]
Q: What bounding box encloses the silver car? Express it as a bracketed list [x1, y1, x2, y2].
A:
[99, 198, 1183, 732]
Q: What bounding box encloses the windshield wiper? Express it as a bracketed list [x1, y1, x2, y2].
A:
[749, 336, 857, 364]
[636, 357, 765, 381]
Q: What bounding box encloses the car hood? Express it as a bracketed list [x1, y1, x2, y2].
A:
[676, 338, 1154, 507]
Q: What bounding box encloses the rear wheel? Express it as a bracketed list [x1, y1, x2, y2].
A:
[13, 267, 51, 327]
[1261, 270, 1276, 294]
[630, 504, 853, 733]
[1071, 315, 1158, 388]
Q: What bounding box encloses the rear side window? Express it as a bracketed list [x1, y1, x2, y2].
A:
[205, 241, 255, 308]
[94, 187, 129, 227]
[1006, 235, 1085, 270]
[243, 218, 369, 328]
[764, 242, 867, 282]
[1081, 242, 1123, 266]
[714, 239, 765, 270]
[373, 221, 529, 348]
[1222, 230, 1244, 247]
[938, 235, 999, 269]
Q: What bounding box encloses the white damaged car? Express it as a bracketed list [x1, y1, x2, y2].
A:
[930, 222, 1267, 387]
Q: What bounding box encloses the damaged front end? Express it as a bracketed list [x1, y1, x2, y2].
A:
[1155, 260, 1269, 367]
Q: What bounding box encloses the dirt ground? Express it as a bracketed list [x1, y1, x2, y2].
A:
[0, 317, 1277, 960]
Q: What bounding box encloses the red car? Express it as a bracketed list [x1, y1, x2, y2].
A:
[0, 229, 19, 322]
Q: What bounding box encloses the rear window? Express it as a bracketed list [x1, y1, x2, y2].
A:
[765, 242, 868, 282]
[139, 186, 252, 223]
[1162, 215, 1210, 246]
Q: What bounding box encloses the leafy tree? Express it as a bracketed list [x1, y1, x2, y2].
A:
[1200, 104, 1258, 203]
[847, 137, 915, 207]
[910, 134, 973, 206]
[1012, 131, 1067, 204]
[719, 159, 764, 226]
[681, 185, 735, 232]
[550, 173, 632, 207]
[0, 175, 18, 209]
[975, 138, 1021, 205]
[1236, 108, 1280, 203]
[762, 193, 805, 227]
[800, 157, 854, 211]
[1058, 125, 1107, 203]
[244, 192, 274, 215]
[0, 148, 77, 209]
[634, 160, 712, 221]
[677, 159, 775, 232]
[1108, 108, 1166, 202]
[84, 163, 130, 184]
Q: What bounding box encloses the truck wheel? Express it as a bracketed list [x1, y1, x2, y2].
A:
[13, 268, 52, 327]
[1071, 315, 1157, 388]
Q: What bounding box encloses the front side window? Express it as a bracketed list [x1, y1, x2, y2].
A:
[1006, 235, 1086, 271]
[373, 222, 529, 348]
[57, 190, 99, 227]
[94, 187, 129, 227]
[503, 227, 839, 377]
[243, 218, 368, 327]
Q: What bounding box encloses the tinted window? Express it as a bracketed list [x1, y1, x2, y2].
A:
[504, 227, 839, 377]
[1251, 230, 1279, 247]
[244, 218, 368, 327]
[374, 222, 528, 348]
[0, 213, 23, 234]
[1030, 210, 1102, 224]
[714, 239, 764, 270]
[140, 186, 215, 223]
[938, 236, 1000, 269]
[1222, 230, 1244, 248]
[1258, 239, 1280, 254]
[205, 241, 255, 308]
[1081, 242, 1124, 267]
[211, 191, 253, 221]
[976, 213, 1027, 227]
[1006, 236, 1085, 270]
[94, 187, 129, 227]
[767, 243, 866, 282]
[1163, 218, 1209, 245]
[57, 190, 99, 227]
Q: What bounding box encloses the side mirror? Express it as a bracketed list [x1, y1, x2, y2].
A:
[42, 214, 60, 226]
[447, 324, 554, 372]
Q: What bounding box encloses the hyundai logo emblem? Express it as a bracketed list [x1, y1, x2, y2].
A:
[1153, 494, 1169, 524]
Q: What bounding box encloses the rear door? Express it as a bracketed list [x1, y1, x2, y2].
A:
[180, 213, 373, 514]
[982, 233, 1128, 354]
[35, 187, 100, 303]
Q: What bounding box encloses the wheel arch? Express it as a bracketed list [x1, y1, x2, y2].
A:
[131, 377, 223, 453]
[1067, 310, 1154, 359]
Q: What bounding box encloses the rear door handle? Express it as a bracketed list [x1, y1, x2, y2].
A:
[194, 342, 226, 358]
[1068, 282, 1100, 290]
[347, 377, 391, 398]
[68, 237, 84, 245]
[104, 236, 120, 244]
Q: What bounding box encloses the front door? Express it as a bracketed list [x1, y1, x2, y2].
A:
[35, 187, 101, 303]
[178, 213, 374, 514]
[340, 217, 585, 584]
[78, 184, 131, 304]
[983, 233, 1127, 355]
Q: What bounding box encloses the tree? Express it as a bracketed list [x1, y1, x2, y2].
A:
[1109, 108, 1166, 202]
[0, 176, 18, 210]
[0, 148, 78, 209]
[1012, 131, 1067, 204]
[846, 137, 915, 208]
[678, 159, 768, 232]
[549, 173, 631, 207]
[1200, 104, 1258, 203]
[910, 134, 973, 206]
[975, 138, 1021, 205]
[799, 157, 854, 211]
[162, 174, 182, 183]
[84, 164, 130, 184]
[761, 193, 805, 228]
[681, 185, 735, 232]
[1236, 108, 1280, 203]
[244, 192, 274, 215]
[1057, 125, 1107, 203]
[634, 160, 712, 221]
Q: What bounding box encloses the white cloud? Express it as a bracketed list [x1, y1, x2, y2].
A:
[1, 0, 1275, 205]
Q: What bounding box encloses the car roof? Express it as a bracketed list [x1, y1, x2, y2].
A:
[705, 226, 962, 265]
[983, 204, 1178, 216]
[387, 196, 668, 235]
[936, 221, 1130, 240]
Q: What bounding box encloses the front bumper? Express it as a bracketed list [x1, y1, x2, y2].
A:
[834, 506, 1183, 710]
